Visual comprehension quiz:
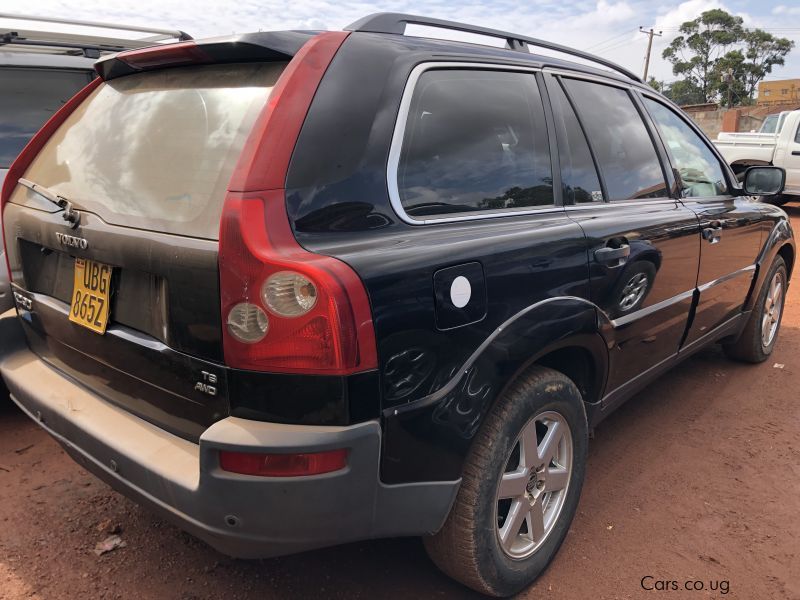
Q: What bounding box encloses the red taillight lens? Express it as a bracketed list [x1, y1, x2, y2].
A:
[219, 191, 377, 374]
[219, 31, 376, 376]
[219, 448, 347, 477]
[115, 41, 211, 71]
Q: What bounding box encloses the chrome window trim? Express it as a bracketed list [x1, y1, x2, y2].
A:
[565, 198, 680, 211]
[387, 61, 560, 226]
[543, 67, 641, 90]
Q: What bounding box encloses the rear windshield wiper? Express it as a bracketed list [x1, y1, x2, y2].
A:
[18, 178, 80, 227]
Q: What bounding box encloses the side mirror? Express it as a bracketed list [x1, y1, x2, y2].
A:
[742, 166, 785, 196]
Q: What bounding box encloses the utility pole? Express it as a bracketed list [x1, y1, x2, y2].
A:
[639, 26, 663, 81]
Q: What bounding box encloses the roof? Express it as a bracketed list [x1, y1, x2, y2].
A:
[346, 12, 642, 83]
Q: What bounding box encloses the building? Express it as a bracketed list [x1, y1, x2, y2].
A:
[758, 79, 800, 106]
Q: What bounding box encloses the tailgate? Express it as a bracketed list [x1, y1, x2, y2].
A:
[2, 62, 285, 440]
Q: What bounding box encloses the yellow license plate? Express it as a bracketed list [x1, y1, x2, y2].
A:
[69, 258, 112, 334]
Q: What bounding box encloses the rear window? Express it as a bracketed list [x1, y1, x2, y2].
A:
[563, 79, 668, 201]
[396, 69, 553, 219]
[0, 68, 92, 168]
[14, 63, 285, 239]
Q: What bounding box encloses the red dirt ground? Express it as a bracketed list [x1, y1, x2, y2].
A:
[2, 209, 799, 600]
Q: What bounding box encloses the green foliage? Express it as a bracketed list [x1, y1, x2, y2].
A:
[661, 9, 793, 105]
[646, 77, 663, 92]
[742, 29, 794, 99]
[663, 80, 706, 106]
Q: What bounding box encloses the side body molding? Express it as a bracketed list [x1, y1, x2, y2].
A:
[380, 297, 607, 483]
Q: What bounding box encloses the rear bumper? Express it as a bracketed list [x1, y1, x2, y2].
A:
[0, 309, 458, 558]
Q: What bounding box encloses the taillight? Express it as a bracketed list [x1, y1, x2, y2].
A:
[219, 191, 377, 375]
[1, 77, 102, 281]
[219, 30, 376, 375]
[219, 448, 348, 477]
[226, 302, 269, 343]
[115, 41, 211, 71]
[262, 271, 318, 317]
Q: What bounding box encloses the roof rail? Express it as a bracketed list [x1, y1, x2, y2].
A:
[0, 13, 190, 58]
[345, 12, 642, 83]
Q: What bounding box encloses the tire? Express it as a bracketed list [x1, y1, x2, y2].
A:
[608, 261, 656, 318]
[723, 255, 787, 363]
[424, 366, 588, 597]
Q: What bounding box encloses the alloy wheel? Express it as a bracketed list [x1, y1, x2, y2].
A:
[761, 269, 785, 347]
[495, 411, 572, 559]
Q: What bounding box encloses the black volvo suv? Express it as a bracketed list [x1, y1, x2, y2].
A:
[0, 13, 793, 597]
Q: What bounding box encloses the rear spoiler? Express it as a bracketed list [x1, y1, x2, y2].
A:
[95, 31, 319, 80]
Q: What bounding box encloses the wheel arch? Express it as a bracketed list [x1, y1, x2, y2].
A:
[778, 243, 794, 281]
[380, 297, 609, 484]
[730, 159, 772, 176]
[497, 336, 607, 409]
[746, 219, 796, 312]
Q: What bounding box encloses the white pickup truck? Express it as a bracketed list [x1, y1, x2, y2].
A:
[714, 109, 800, 205]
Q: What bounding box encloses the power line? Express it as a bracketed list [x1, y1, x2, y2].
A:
[592, 36, 645, 56]
[583, 28, 636, 51]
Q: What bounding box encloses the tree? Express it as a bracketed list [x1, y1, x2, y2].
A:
[646, 77, 663, 93]
[662, 9, 793, 106]
[742, 29, 794, 100]
[663, 80, 705, 106]
[662, 9, 744, 103]
[714, 50, 748, 107]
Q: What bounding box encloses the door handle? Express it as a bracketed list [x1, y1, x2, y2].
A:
[594, 244, 630, 266]
[792, 150, 800, 156]
[702, 226, 722, 244]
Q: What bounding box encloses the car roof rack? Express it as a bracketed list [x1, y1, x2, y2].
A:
[346, 12, 642, 83]
[0, 13, 191, 58]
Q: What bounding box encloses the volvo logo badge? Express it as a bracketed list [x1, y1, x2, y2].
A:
[55, 232, 88, 250]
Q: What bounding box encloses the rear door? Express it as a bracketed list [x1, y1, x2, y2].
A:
[2, 62, 285, 439]
[639, 94, 763, 346]
[547, 74, 701, 395]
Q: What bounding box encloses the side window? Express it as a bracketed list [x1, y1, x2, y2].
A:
[397, 70, 553, 218]
[563, 79, 668, 201]
[549, 80, 603, 203]
[795, 122, 800, 144]
[643, 98, 728, 197]
[0, 67, 91, 169]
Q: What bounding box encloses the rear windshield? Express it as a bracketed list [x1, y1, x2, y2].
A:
[14, 62, 285, 239]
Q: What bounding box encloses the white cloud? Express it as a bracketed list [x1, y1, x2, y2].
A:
[773, 5, 800, 16]
[1, 0, 797, 85]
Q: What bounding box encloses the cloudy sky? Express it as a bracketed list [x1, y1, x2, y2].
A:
[2, 0, 799, 84]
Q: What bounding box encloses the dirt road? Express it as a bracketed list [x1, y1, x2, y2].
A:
[2, 209, 799, 600]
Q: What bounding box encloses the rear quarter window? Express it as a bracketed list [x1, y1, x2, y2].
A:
[13, 62, 285, 239]
[396, 69, 553, 219]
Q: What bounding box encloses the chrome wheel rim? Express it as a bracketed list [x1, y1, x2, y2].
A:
[495, 411, 572, 560]
[619, 272, 648, 311]
[761, 270, 785, 348]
